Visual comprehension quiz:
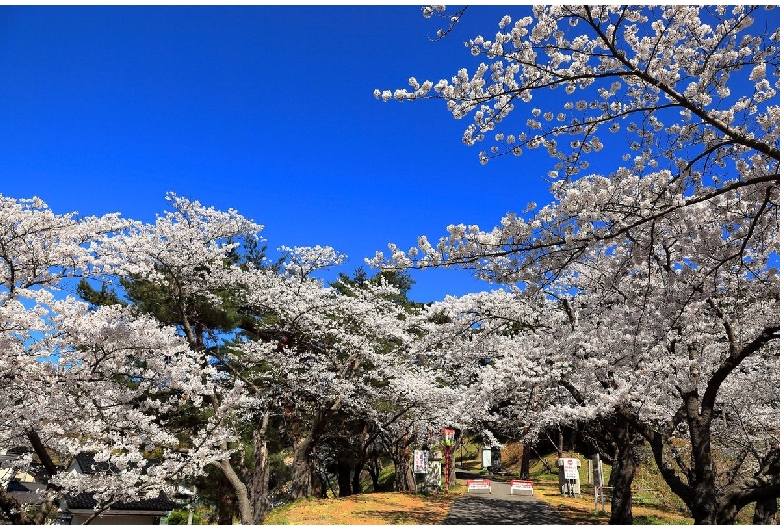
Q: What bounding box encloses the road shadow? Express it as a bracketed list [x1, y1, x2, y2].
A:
[444, 496, 569, 525]
[445, 469, 569, 525]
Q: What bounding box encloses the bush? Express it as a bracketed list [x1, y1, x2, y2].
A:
[167, 509, 201, 525]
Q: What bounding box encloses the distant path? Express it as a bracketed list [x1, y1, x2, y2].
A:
[443, 470, 569, 525]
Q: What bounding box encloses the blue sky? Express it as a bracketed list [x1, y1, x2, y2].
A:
[0, 5, 555, 303]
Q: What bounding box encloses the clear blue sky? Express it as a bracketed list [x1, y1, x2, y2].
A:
[0, 5, 555, 303]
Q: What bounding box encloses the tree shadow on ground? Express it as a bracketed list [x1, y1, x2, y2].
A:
[444, 495, 569, 525]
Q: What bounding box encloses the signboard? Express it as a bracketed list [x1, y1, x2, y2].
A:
[563, 458, 579, 480]
[442, 428, 456, 446]
[413, 450, 428, 474]
[594, 454, 604, 488]
[510, 480, 534, 495]
[466, 479, 492, 493]
[482, 447, 492, 468]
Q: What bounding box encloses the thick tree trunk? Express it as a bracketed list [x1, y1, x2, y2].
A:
[290, 433, 316, 499]
[27, 430, 57, 477]
[753, 497, 778, 525]
[337, 457, 352, 497]
[215, 459, 251, 525]
[607, 416, 640, 525]
[352, 459, 364, 495]
[216, 470, 237, 525]
[609, 450, 636, 525]
[367, 455, 382, 492]
[520, 443, 532, 480]
[249, 413, 272, 524]
[290, 408, 332, 499]
[557, 428, 564, 458]
[687, 410, 719, 524]
[392, 435, 415, 492]
[714, 503, 738, 525]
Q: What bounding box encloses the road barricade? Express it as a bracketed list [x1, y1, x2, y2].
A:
[466, 479, 492, 494]
[510, 479, 534, 496]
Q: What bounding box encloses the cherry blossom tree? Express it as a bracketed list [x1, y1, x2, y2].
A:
[73, 195, 435, 522]
[0, 195, 227, 523]
[372, 5, 780, 278]
[372, 7, 780, 522]
[232, 249, 422, 500]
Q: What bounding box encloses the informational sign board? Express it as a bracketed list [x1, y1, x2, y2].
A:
[510, 480, 534, 495]
[466, 479, 492, 493]
[413, 450, 428, 474]
[563, 458, 579, 480]
[482, 447, 492, 468]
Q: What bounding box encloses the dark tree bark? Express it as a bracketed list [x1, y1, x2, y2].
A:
[290, 433, 317, 499]
[367, 454, 382, 492]
[391, 432, 415, 492]
[290, 407, 333, 499]
[216, 470, 237, 525]
[520, 443, 532, 480]
[351, 459, 364, 495]
[753, 497, 778, 525]
[337, 457, 352, 497]
[0, 432, 61, 524]
[249, 412, 272, 524]
[608, 417, 638, 526]
[557, 428, 564, 458]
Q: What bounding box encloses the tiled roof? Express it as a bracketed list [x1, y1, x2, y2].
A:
[74, 452, 121, 474]
[66, 491, 177, 512]
[68, 453, 176, 512]
[6, 481, 49, 505]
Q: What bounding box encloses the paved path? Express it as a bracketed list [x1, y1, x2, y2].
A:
[443, 470, 569, 525]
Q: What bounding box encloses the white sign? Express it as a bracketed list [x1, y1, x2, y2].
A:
[413, 450, 428, 473]
[466, 479, 492, 493]
[510, 480, 534, 495]
[482, 448, 492, 468]
[563, 458, 579, 480]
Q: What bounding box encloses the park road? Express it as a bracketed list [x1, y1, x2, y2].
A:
[443, 470, 569, 525]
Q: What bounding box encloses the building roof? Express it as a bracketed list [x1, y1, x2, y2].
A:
[66, 491, 177, 512]
[67, 452, 177, 513]
[6, 481, 49, 505]
[73, 452, 120, 474]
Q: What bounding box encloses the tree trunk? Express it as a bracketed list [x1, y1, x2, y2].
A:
[290, 433, 316, 499]
[249, 413, 272, 524]
[557, 428, 564, 458]
[520, 444, 532, 480]
[392, 434, 415, 492]
[216, 470, 237, 525]
[713, 503, 738, 525]
[753, 499, 777, 525]
[337, 457, 352, 497]
[352, 459, 364, 495]
[753, 497, 778, 525]
[215, 458, 251, 525]
[290, 408, 333, 499]
[608, 419, 637, 525]
[687, 411, 719, 524]
[367, 455, 382, 492]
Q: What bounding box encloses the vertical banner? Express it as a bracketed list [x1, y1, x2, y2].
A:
[413, 449, 428, 473]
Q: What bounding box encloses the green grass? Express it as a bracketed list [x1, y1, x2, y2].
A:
[633, 514, 692, 525]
